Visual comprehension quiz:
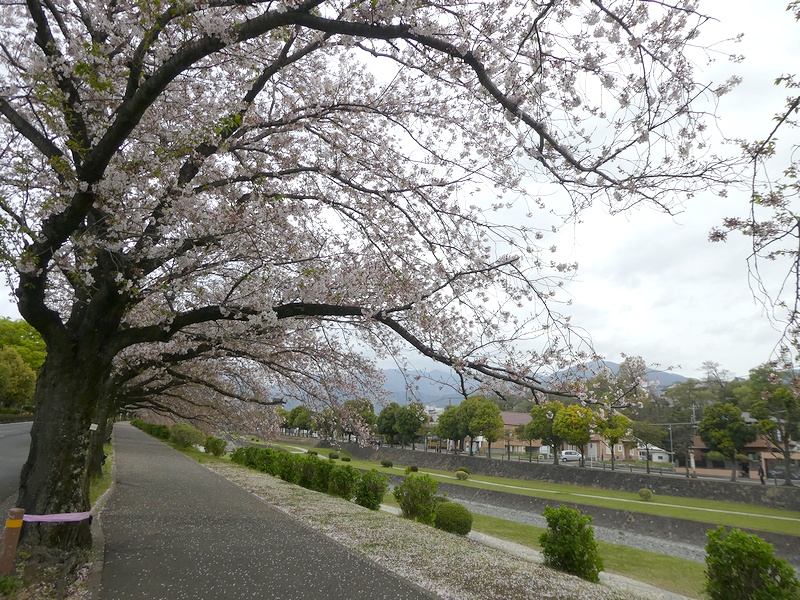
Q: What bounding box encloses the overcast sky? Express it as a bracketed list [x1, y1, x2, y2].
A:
[550, 0, 800, 379]
[1, 1, 796, 382]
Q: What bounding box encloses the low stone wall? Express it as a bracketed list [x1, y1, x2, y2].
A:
[334, 443, 800, 511]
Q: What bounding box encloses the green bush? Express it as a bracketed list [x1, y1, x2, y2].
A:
[354, 470, 390, 510]
[380, 459, 393, 468]
[170, 423, 205, 448]
[706, 450, 727, 463]
[705, 526, 800, 600]
[539, 505, 604, 583]
[434, 502, 473, 535]
[393, 473, 438, 525]
[638, 488, 653, 501]
[204, 436, 227, 457]
[328, 464, 360, 500]
[456, 467, 470, 475]
[297, 454, 322, 489]
[341, 455, 351, 462]
[455, 470, 469, 480]
[307, 449, 318, 456]
[328, 452, 339, 460]
[278, 453, 301, 484]
[311, 458, 335, 493]
[131, 419, 170, 439]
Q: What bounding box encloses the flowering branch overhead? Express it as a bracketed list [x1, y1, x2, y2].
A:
[0, 0, 742, 553]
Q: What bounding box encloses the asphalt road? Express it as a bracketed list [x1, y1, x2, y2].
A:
[0, 421, 31, 514]
[99, 424, 437, 599]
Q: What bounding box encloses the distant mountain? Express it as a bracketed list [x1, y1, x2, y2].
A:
[553, 361, 687, 392]
[381, 361, 687, 406]
[381, 368, 475, 407]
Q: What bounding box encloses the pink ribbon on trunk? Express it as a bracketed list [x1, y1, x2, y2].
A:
[22, 511, 92, 522]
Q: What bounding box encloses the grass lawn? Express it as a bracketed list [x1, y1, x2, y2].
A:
[89, 443, 114, 504]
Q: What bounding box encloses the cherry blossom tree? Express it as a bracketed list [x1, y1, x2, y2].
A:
[0, 0, 737, 561]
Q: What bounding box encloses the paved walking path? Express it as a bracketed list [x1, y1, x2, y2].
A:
[99, 424, 436, 599]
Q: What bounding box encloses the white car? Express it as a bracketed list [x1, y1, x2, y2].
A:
[559, 450, 582, 462]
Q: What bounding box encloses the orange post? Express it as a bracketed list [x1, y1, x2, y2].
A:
[0, 508, 24, 576]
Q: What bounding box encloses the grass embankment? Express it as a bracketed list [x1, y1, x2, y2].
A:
[271, 440, 800, 537]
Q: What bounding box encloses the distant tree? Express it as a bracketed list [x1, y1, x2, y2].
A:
[630, 421, 667, 474]
[553, 404, 595, 467]
[457, 396, 485, 456]
[314, 408, 339, 441]
[741, 361, 800, 486]
[470, 401, 504, 457]
[751, 387, 800, 486]
[663, 379, 721, 416]
[395, 402, 427, 449]
[0, 347, 36, 409]
[527, 401, 566, 465]
[288, 406, 313, 436]
[341, 398, 377, 444]
[436, 405, 467, 452]
[597, 412, 632, 471]
[733, 364, 783, 407]
[377, 402, 402, 446]
[277, 408, 290, 431]
[515, 422, 538, 462]
[698, 403, 758, 482]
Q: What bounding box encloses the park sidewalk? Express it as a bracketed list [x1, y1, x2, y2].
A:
[97, 423, 436, 599]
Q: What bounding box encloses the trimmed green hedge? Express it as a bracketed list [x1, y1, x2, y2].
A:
[230, 446, 387, 509]
[131, 418, 170, 440]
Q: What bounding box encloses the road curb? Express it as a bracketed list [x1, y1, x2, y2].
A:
[87, 447, 117, 599]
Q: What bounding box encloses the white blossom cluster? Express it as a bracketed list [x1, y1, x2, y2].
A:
[0, 0, 739, 420]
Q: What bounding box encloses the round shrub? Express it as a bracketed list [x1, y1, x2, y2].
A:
[393, 473, 439, 525]
[170, 423, 205, 448]
[705, 526, 800, 600]
[405, 465, 419, 474]
[380, 459, 393, 468]
[341, 455, 351, 462]
[539, 505, 603, 583]
[307, 450, 318, 456]
[456, 467, 470, 475]
[455, 470, 469, 480]
[638, 488, 653, 501]
[434, 502, 473, 535]
[328, 452, 339, 460]
[354, 470, 390, 511]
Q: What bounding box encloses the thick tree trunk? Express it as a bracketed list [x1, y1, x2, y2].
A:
[17, 344, 107, 553]
[782, 439, 794, 486]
